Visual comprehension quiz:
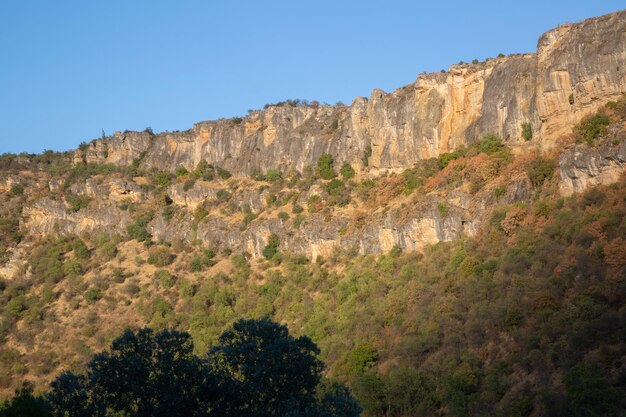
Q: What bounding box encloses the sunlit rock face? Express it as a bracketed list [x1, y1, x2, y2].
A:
[26, 10, 622, 258]
[75, 11, 625, 177]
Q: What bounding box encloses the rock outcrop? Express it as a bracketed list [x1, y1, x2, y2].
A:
[5, 10, 626, 261]
[76, 11, 626, 177]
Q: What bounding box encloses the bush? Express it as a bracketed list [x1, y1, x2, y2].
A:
[307, 195, 322, 213]
[262, 234, 280, 260]
[362, 145, 372, 167]
[216, 167, 232, 180]
[325, 179, 350, 206]
[573, 112, 610, 145]
[265, 169, 282, 183]
[154, 270, 176, 288]
[216, 189, 231, 203]
[71, 239, 90, 260]
[242, 213, 258, 227]
[147, 246, 175, 267]
[437, 202, 448, 217]
[127, 213, 152, 242]
[278, 211, 289, 221]
[340, 163, 355, 180]
[84, 287, 102, 303]
[66, 194, 91, 212]
[154, 171, 171, 187]
[521, 122, 533, 141]
[9, 184, 24, 196]
[193, 160, 215, 181]
[175, 167, 189, 177]
[183, 178, 196, 191]
[194, 206, 208, 221]
[525, 157, 556, 187]
[474, 133, 504, 155]
[318, 153, 335, 180]
[439, 152, 460, 167]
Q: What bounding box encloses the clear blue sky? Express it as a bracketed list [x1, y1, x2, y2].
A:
[1, 1, 623, 154]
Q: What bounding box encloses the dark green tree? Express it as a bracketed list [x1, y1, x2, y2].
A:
[47, 372, 94, 417]
[0, 382, 49, 417]
[208, 317, 324, 417]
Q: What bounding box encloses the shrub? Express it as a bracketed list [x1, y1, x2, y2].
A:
[183, 178, 196, 191]
[293, 214, 305, 228]
[521, 122, 533, 141]
[66, 194, 91, 212]
[474, 133, 504, 155]
[194, 160, 215, 181]
[362, 145, 372, 167]
[307, 195, 322, 213]
[525, 157, 556, 187]
[154, 171, 171, 187]
[340, 163, 355, 180]
[127, 213, 152, 242]
[175, 167, 189, 177]
[437, 202, 448, 217]
[568, 93, 575, 105]
[325, 179, 350, 206]
[265, 169, 282, 183]
[317, 153, 335, 180]
[147, 246, 175, 267]
[573, 112, 610, 145]
[278, 211, 289, 221]
[194, 206, 209, 222]
[262, 234, 280, 260]
[292, 204, 304, 214]
[9, 184, 24, 196]
[438, 152, 460, 168]
[493, 186, 506, 199]
[242, 213, 258, 227]
[72, 239, 90, 260]
[162, 205, 175, 222]
[154, 270, 176, 288]
[216, 167, 231, 180]
[216, 189, 231, 203]
[84, 287, 102, 303]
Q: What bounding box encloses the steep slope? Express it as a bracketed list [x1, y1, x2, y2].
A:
[0, 9, 626, 417]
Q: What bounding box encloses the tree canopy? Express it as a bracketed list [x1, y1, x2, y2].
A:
[1, 319, 360, 417]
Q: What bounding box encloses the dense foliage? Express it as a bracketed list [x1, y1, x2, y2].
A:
[0, 319, 360, 417]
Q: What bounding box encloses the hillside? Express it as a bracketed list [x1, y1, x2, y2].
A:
[1, 9, 626, 417]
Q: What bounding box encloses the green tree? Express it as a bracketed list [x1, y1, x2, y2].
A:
[208, 317, 324, 417]
[262, 234, 280, 260]
[563, 362, 622, 417]
[318, 153, 336, 180]
[340, 163, 355, 180]
[85, 329, 210, 417]
[0, 382, 49, 417]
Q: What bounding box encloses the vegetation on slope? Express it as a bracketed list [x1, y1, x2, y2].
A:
[0, 318, 360, 417]
[1, 173, 624, 415]
[0, 97, 625, 416]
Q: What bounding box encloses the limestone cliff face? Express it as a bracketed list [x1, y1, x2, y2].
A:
[8, 10, 626, 261]
[75, 11, 626, 177]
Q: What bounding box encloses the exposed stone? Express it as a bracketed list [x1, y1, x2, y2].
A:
[74, 11, 626, 178]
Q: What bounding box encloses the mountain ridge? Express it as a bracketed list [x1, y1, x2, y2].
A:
[72, 10, 626, 177]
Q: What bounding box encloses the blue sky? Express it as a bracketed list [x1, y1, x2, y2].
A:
[1, 1, 623, 154]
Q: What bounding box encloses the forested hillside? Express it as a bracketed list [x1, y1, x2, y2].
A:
[1, 96, 625, 416]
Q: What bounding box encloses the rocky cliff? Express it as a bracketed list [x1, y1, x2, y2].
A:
[77, 11, 626, 176]
[1, 10, 625, 263]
